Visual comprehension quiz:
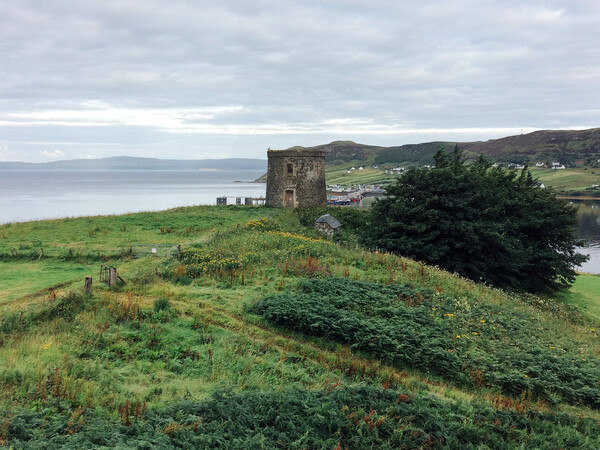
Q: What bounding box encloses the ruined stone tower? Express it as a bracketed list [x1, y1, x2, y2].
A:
[265, 149, 326, 207]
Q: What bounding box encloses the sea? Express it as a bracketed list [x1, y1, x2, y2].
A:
[1, 170, 599, 274]
[0, 170, 266, 224]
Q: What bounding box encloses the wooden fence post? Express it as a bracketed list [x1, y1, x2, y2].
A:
[84, 277, 93, 295]
[108, 267, 117, 287]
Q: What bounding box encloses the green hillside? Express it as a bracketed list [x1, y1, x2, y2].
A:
[292, 128, 600, 171]
[275, 129, 600, 195]
[1, 206, 600, 447]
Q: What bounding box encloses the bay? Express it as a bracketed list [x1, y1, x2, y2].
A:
[0, 170, 266, 224]
[1, 170, 598, 274]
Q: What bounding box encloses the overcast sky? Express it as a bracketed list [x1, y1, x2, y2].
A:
[1, 1, 599, 162]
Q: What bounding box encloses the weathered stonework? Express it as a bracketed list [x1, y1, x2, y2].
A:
[265, 149, 326, 207]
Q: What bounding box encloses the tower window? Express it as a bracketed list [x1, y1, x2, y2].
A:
[287, 163, 294, 175]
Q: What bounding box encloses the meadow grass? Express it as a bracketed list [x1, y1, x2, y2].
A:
[325, 164, 600, 196]
[554, 274, 600, 322]
[326, 167, 398, 185]
[532, 167, 600, 194]
[1, 205, 600, 446]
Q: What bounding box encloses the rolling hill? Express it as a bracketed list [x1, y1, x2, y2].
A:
[289, 128, 600, 168]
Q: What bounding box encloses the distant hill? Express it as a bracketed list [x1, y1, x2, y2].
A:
[286, 128, 600, 168]
[0, 156, 267, 171]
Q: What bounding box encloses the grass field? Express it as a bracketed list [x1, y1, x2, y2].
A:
[326, 167, 398, 186]
[325, 165, 600, 199]
[1, 206, 600, 447]
[532, 167, 600, 195]
[555, 274, 600, 322]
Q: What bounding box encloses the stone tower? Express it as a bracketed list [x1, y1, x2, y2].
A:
[265, 149, 326, 207]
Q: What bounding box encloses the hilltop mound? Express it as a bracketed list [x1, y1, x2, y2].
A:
[1, 206, 600, 447]
[285, 128, 600, 168]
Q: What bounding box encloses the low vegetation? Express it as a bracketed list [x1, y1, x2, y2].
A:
[1, 205, 599, 447]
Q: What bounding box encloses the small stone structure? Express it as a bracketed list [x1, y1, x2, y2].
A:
[265, 149, 326, 207]
[314, 214, 341, 235]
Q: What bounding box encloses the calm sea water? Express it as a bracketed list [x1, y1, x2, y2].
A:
[1, 170, 598, 274]
[0, 170, 266, 224]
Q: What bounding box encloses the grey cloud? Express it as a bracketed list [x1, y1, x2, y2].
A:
[0, 0, 598, 161]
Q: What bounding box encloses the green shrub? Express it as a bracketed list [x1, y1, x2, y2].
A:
[3, 386, 600, 448]
[251, 278, 600, 408]
[153, 297, 171, 312]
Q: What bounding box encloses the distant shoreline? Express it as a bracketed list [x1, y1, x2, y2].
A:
[558, 196, 600, 201]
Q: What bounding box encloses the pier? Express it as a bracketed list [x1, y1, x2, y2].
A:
[216, 196, 266, 206]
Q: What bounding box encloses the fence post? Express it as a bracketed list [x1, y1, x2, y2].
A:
[108, 267, 117, 287]
[84, 277, 93, 295]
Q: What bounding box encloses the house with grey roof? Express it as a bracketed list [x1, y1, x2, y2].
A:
[314, 214, 341, 235]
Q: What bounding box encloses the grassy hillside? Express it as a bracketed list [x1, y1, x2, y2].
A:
[275, 129, 600, 194]
[1, 206, 600, 447]
[460, 128, 600, 166]
[296, 128, 600, 170]
[327, 165, 600, 198]
[532, 167, 600, 197]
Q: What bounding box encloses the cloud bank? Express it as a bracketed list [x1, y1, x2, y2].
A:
[1, 1, 598, 161]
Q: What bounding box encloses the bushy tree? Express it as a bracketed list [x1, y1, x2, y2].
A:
[364, 147, 588, 293]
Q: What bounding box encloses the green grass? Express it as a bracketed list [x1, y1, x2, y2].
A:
[326, 167, 398, 186]
[1, 206, 600, 446]
[325, 165, 600, 196]
[532, 168, 600, 196]
[554, 274, 600, 322]
[0, 261, 92, 306]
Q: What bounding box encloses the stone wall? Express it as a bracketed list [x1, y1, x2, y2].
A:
[265, 149, 326, 207]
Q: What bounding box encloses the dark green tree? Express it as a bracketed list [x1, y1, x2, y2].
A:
[364, 147, 588, 293]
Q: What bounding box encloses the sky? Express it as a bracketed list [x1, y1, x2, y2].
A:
[1, 1, 599, 162]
